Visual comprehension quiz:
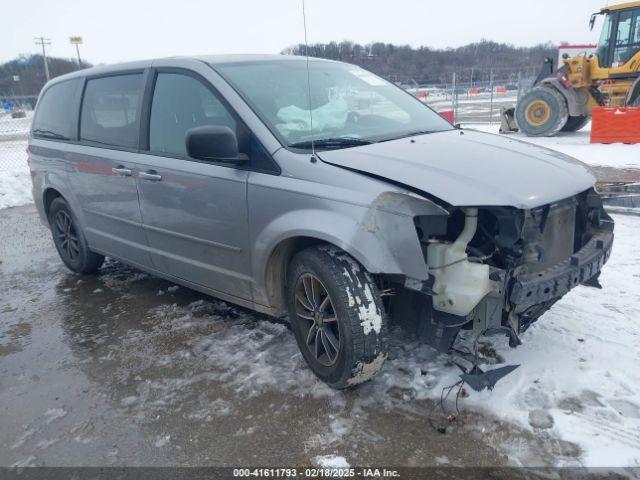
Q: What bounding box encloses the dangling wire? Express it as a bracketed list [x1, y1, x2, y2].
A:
[301, 0, 316, 157]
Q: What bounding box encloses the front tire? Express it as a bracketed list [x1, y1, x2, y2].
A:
[48, 197, 104, 274]
[287, 246, 387, 389]
[515, 86, 569, 137]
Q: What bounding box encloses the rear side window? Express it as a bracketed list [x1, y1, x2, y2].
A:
[32, 79, 80, 140]
[80, 74, 144, 148]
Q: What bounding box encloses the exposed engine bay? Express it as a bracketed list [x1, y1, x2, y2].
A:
[383, 187, 614, 388]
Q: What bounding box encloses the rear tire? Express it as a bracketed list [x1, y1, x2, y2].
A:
[48, 197, 104, 274]
[286, 246, 387, 389]
[515, 86, 569, 137]
[561, 115, 590, 132]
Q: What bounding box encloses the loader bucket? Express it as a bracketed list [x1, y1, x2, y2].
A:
[499, 107, 519, 134]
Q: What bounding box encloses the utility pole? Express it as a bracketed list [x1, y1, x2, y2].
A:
[34, 37, 51, 81]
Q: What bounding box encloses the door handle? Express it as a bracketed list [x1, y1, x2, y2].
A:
[139, 170, 162, 182]
[112, 165, 132, 176]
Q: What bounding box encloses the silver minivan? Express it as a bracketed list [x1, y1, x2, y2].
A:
[29, 55, 614, 389]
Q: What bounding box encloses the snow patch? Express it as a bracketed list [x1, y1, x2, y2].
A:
[314, 454, 350, 468]
[44, 408, 67, 424]
[154, 434, 170, 447]
[341, 267, 382, 335]
[347, 353, 388, 386]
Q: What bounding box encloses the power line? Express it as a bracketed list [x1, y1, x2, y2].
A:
[34, 36, 51, 81]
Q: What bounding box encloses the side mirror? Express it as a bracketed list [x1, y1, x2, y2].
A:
[185, 125, 248, 164]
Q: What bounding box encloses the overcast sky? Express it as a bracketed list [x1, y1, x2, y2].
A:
[3, 0, 611, 64]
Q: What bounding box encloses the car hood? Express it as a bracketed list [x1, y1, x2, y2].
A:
[318, 129, 596, 209]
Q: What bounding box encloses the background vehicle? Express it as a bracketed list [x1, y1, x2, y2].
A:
[503, 1, 640, 136]
[29, 56, 613, 390]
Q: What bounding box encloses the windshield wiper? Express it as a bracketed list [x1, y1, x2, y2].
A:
[289, 137, 372, 150]
[380, 130, 440, 142]
[32, 129, 69, 140]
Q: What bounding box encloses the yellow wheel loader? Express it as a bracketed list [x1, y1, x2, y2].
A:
[501, 1, 640, 136]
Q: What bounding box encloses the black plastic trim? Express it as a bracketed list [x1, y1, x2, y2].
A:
[510, 230, 614, 313]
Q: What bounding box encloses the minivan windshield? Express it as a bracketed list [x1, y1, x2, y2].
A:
[213, 59, 453, 149]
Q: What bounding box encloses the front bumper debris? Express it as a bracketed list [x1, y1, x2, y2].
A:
[509, 231, 614, 313]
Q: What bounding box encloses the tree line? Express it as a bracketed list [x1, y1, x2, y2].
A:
[283, 40, 557, 85]
[0, 55, 89, 99]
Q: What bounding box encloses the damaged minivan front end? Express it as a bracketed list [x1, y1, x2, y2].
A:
[412, 188, 613, 343]
[356, 185, 614, 389]
[319, 132, 614, 389]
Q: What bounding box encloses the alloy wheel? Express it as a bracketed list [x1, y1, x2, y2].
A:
[294, 273, 341, 366]
[53, 210, 80, 261]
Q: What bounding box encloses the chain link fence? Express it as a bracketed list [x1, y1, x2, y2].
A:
[400, 66, 538, 125]
[0, 95, 36, 208]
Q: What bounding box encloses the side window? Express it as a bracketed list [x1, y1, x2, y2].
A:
[612, 10, 638, 65]
[149, 73, 237, 157]
[597, 13, 613, 66]
[32, 79, 80, 140]
[80, 74, 144, 148]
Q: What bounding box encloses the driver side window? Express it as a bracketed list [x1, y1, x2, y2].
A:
[149, 73, 236, 157]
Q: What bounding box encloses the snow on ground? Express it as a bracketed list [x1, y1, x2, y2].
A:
[464, 122, 640, 172]
[0, 140, 31, 210]
[413, 213, 640, 467]
[0, 112, 32, 209]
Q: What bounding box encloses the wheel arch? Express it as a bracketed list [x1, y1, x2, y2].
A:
[42, 187, 64, 222]
[255, 193, 445, 314]
[262, 233, 381, 316]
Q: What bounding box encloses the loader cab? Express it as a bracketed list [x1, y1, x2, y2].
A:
[592, 4, 640, 69]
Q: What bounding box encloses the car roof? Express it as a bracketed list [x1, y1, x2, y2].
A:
[45, 54, 337, 87]
[197, 54, 336, 65]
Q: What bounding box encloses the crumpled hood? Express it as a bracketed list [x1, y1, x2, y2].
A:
[318, 129, 596, 209]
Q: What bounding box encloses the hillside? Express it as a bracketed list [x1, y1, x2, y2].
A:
[283, 40, 557, 85]
[0, 55, 89, 98]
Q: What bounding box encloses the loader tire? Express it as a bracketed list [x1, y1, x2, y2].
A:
[515, 86, 569, 137]
[561, 115, 590, 132]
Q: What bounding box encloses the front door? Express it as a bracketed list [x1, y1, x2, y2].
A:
[134, 71, 252, 301]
